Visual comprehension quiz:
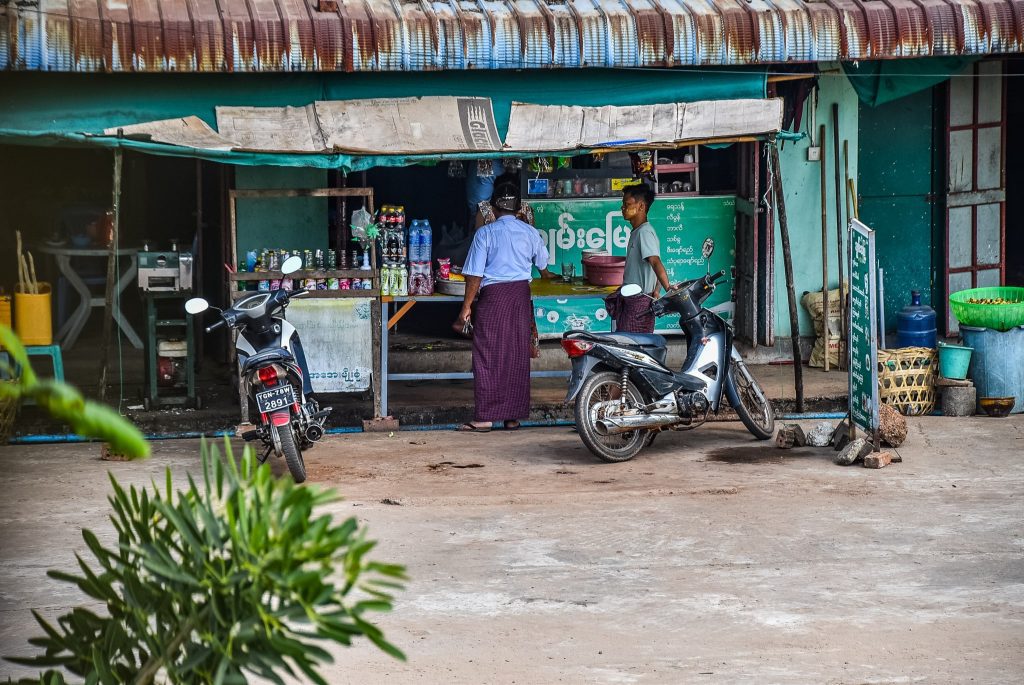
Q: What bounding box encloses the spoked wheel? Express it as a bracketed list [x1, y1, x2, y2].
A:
[574, 371, 648, 463]
[278, 424, 307, 483]
[725, 360, 775, 440]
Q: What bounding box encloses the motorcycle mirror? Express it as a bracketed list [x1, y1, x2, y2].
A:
[701, 237, 715, 260]
[184, 297, 210, 315]
[620, 283, 643, 297]
[281, 255, 303, 275]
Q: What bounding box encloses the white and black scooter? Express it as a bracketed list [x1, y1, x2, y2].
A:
[561, 238, 774, 463]
[185, 255, 329, 482]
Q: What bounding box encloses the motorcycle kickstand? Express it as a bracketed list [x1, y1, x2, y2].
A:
[258, 446, 273, 464]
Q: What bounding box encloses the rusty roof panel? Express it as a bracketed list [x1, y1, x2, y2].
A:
[1, 0, 1021, 72]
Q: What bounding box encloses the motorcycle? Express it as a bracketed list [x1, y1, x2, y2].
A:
[184, 255, 329, 482]
[561, 238, 774, 463]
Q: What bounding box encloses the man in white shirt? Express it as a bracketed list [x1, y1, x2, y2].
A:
[455, 177, 555, 432]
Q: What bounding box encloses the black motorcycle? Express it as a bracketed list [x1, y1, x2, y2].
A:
[185, 255, 329, 482]
[562, 239, 774, 462]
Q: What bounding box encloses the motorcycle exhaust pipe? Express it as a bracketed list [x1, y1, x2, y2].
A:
[305, 424, 324, 442]
[595, 414, 680, 436]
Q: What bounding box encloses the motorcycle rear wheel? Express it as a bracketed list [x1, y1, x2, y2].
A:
[725, 361, 775, 440]
[574, 371, 648, 463]
[278, 424, 307, 483]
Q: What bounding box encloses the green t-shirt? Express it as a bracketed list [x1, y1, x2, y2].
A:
[622, 222, 659, 294]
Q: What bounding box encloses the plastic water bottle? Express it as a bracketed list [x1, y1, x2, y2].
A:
[409, 221, 422, 263]
[896, 290, 937, 349]
[419, 220, 432, 264]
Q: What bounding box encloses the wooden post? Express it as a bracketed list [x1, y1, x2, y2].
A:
[832, 104, 847, 369]
[98, 146, 123, 404]
[769, 141, 805, 413]
[819, 124, 830, 372]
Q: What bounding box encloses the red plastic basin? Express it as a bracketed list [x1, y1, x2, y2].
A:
[583, 255, 626, 286]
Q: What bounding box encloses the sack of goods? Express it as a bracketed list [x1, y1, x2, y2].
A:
[802, 284, 849, 369]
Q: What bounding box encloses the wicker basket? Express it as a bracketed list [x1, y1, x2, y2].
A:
[0, 381, 17, 444]
[877, 347, 937, 416]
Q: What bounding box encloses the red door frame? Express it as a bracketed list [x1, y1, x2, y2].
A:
[944, 60, 1007, 335]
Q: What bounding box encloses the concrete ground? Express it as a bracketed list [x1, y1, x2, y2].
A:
[1, 416, 1022, 684]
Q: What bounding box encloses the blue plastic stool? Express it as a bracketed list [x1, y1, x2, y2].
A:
[0, 346, 65, 406]
[25, 345, 65, 382]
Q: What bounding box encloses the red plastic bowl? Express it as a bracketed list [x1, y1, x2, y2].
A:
[583, 255, 626, 286]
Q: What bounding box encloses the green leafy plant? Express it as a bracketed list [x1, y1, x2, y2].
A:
[6, 440, 406, 684]
[0, 325, 148, 458]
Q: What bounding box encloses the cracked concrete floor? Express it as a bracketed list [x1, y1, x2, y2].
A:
[1, 416, 1022, 684]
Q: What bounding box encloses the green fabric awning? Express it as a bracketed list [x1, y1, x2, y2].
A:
[842, 57, 980, 107]
[0, 69, 767, 171]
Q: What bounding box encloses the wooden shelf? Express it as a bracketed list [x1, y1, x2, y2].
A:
[660, 192, 701, 198]
[230, 289, 380, 300]
[655, 163, 698, 173]
[230, 269, 372, 280]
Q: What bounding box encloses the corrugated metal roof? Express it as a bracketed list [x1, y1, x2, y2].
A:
[1, 0, 1021, 72]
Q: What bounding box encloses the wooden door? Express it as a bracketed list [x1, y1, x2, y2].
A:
[945, 61, 1006, 334]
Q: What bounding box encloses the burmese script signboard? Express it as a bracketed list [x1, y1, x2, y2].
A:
[530, 196, 736, 336]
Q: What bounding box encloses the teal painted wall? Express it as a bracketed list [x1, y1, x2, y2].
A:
[235, 167, 329, 262]
[773, 69, 860, 338]
[858, 88, 939, 333]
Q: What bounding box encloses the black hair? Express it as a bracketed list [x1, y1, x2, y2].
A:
[623, 183, 656, 209]
[491, 172, 522, 213]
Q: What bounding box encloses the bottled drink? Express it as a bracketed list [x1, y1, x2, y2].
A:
[256, 256, 269, 292]
[280, 249, 293, 291]
[397, 266, 408, 296]
[380, 266, 392, 296]
[326, 248, 337, 271]
[237, 259, 247, 291]
[315, 248, 325, 271]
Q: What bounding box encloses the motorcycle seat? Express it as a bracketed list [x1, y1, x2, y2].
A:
[240, 347, 295, 374]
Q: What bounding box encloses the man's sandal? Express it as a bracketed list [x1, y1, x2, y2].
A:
[456, 422, 492, 433]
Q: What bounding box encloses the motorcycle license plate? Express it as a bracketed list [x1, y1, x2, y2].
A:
[255, 384, 295, 413]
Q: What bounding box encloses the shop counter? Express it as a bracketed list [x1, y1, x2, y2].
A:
[377, 280, 616, 416]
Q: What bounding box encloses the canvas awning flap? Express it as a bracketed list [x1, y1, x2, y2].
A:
[207, 97, 502, 155]
[102, 116, 237, 150]
[216, 105, 325, 152]
[505, 98, 785, 151]
[316, 97, 502, 154]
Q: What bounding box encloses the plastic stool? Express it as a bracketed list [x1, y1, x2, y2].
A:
[0, 345, 64, 406]
[25, 345, 65, 382]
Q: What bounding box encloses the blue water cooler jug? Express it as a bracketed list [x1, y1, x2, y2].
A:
[897, 290, 937, 348]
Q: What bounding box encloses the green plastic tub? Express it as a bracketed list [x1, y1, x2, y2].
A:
[949, 286, 1024, 332]
[937, 341, 973, 380]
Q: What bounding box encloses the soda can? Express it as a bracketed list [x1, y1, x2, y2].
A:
[327, 277, 340, 290]
[316, 279, 327, 290]
[361, 278, 372, 290]
[339, 278, 351, 290]
[303, 277, 317, 290]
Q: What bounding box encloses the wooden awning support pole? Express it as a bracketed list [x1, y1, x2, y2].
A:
[98, 145, 123, 404]
[769, 141, 805, 413]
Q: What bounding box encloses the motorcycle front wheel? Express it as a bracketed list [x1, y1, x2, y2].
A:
[278, 423, 307, 483]
[725, 360, 775, 440]
[574, 371, 648, 463]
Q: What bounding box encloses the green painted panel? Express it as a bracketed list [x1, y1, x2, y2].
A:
[858, 86, 938, 333]
[235, 167, 328, 260]
[860, 197, 934, 331]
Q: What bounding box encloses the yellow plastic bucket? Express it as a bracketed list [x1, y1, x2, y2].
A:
[0, 295, 11, 329]
[14, 283, 53, 346]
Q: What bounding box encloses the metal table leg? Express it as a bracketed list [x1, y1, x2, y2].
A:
[380, 300, 389, 417]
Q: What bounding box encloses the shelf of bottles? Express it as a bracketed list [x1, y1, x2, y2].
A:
[378, 204, 435, 297]
[229, 246, 379, 299]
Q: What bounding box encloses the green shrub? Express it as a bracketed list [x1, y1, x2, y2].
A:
[6, 440, 406, 685]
